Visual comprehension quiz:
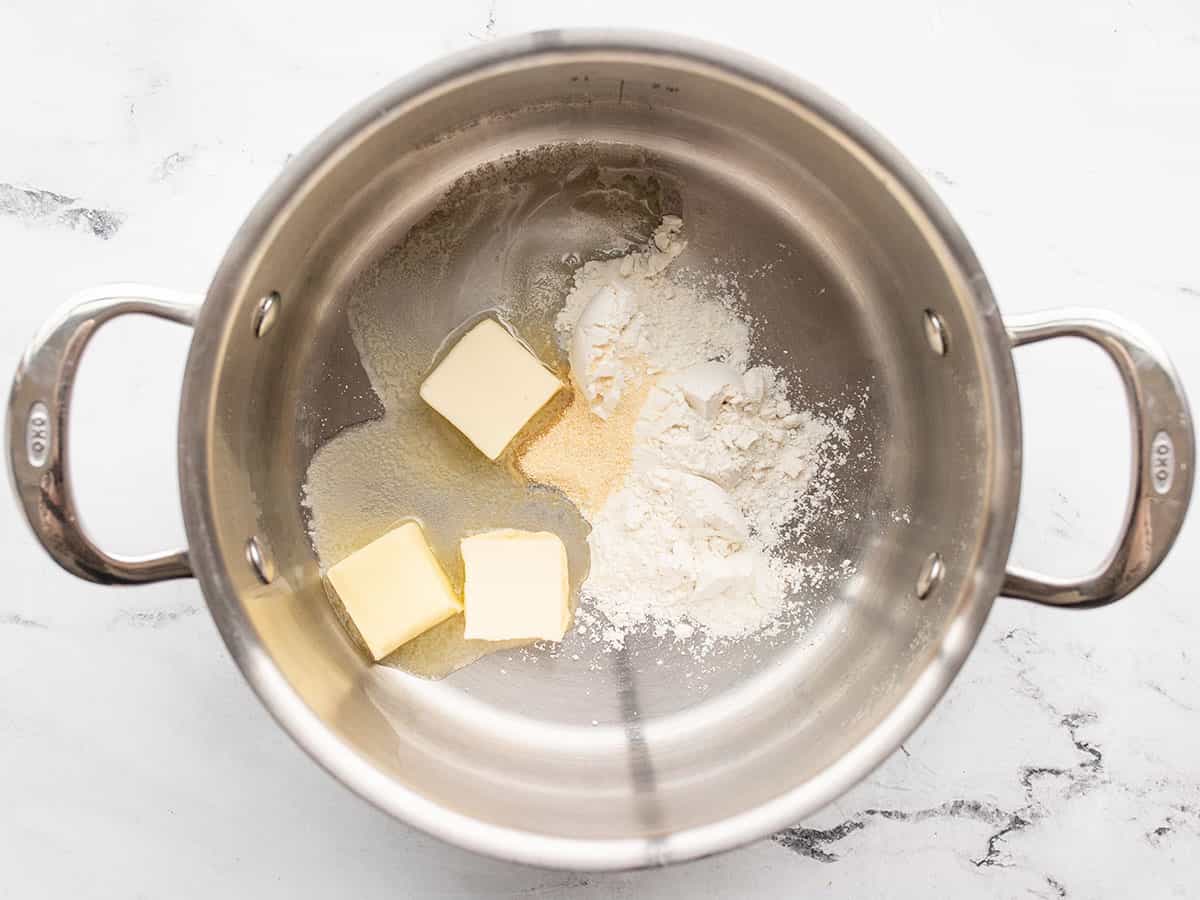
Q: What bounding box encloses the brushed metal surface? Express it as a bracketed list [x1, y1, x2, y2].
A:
[1004, 310, 1193, 605]
[7, 286, 199, 584]
[181, 32, 1027, 868]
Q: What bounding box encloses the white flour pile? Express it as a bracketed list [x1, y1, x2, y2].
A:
[545, 217, 846, 648]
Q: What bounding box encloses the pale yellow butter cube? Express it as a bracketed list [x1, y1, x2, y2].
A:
[419, 318, 563, 460]
[326, 521, 462, 660]
[461, 529, 571, 642]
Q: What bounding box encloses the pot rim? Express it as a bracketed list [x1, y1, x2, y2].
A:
[178, 28, 1022, 870]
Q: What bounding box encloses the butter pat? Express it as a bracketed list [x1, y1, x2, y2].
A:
[420, 318, 563, 460]
[461, 529, 571, 642]
[326, 521, 462, 660]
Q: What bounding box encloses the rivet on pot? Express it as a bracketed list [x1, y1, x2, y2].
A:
[923, 309, 948, 356]
[245, 536, 275, 584]
[253, 291, 281, 339]
[916, 552, 944, 599]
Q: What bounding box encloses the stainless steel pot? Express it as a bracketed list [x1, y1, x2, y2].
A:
[7, 31, 1194, 870]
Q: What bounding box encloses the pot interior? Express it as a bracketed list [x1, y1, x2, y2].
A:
[192, 42, 1012, 856]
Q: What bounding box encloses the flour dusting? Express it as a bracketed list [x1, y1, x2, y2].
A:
[542, 217, 849, 652]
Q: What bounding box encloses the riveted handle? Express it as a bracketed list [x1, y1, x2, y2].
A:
[7, 285, 200, 585]
[1003, 308, 1193, 606]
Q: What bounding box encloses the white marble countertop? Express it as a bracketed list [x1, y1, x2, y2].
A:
[2, 1, 1198, 896]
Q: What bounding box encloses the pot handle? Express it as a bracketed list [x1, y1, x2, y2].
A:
[1003, 308, 1194, 606]
[7, 285, 200, 585]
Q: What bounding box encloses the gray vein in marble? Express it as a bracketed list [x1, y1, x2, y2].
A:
[1148, 824, 1173, 846]
[518, 874, 592, 895]
[1048, 492, 1079, 540]
[1020, 765, 1067, 789]
[1060, 712, 1102, 773]
[773, 627, 1107, 876]
[111, 605, 200, 629]
[467, 0, 497, 40]
[0, 612, 49, 629]
[1146, 680, 1196, 711]
[973, 813, 1031, 868]
[0, 183, 124, 239]
[1147, 804, 1200, 847]
[773, 799, 1026, 865]
[929, 169, 956, 186]
[772, 819, 866, 862]
[153, 151, 190, 182]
